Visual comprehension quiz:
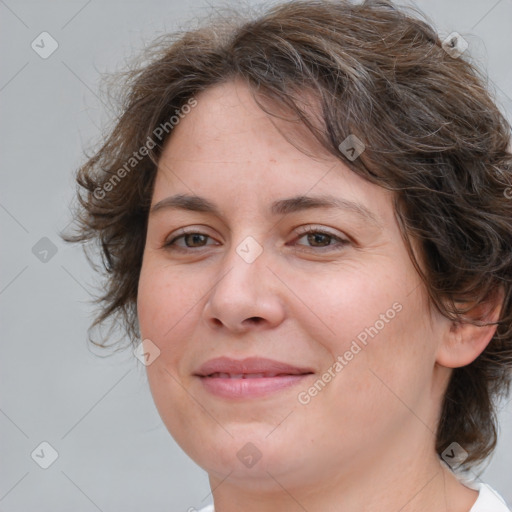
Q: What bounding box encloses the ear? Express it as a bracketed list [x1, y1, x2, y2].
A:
[436, 287, 504, 368]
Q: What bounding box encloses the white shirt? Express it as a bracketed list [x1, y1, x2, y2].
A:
[196, 482, 510, 511]
[468, 482, 511, 511]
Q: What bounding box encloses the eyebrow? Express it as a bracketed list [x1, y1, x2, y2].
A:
[150, 193, 381, 226]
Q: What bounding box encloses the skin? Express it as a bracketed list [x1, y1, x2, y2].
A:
[137, 79, 499, 511]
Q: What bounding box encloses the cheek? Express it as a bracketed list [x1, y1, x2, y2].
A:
[137, 259, 197, 341]
[296, 261, 408, 357]
[137, 261, 161, 340]
[305, 260, 435, 403]
[137, 258, 209, 385]
[319, 292, 436, 429]
[137, 262, 199, 442]
[137, 261, 191, 394]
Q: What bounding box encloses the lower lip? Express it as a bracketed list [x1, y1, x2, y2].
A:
[198, 374, 312, 399]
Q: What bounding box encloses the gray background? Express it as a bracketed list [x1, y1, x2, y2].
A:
[1, 0, 511, 510]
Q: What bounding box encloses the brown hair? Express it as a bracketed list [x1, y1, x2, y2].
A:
[62, 0, 512, 470]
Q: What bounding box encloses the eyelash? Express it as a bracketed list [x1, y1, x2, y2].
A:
[163, 226, 349, 253]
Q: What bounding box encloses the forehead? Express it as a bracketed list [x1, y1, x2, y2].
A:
[162, 80, 331, 164]
[153, 80, 395, 226]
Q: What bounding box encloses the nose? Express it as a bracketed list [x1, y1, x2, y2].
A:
[202, 241, 286, 335]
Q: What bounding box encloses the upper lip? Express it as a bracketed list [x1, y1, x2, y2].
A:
[194, 357, 314, 377]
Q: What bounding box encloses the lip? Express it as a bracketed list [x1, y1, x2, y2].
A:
[194, 357, 314, 399]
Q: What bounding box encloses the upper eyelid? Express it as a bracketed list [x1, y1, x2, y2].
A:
[166, 225, 344, 239]
[295, 225, 346, 238]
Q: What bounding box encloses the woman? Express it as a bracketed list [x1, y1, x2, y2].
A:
[63, 0, 512, 510]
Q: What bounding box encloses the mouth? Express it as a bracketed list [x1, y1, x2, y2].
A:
[194, 357, 314, 399]
[206, 372, 304, 379]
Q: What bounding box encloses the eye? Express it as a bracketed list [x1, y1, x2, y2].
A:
[162, 226, 349, 253]
[293, 226, 349, 251]
[163, 228, 218, 251]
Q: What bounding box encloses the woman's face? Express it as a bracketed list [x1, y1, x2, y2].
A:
[137, 80, 450, 491]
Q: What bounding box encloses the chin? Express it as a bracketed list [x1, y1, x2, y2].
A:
[175, 423, 313, 488]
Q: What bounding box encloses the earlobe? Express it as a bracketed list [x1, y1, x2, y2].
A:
[436, 289, 504, 369]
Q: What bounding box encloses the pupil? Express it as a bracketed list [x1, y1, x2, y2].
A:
[188, 234, 206, 246]
[308, 233, 329, 246]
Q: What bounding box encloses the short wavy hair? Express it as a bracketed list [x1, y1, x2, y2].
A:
[62, 0, 512, 471]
